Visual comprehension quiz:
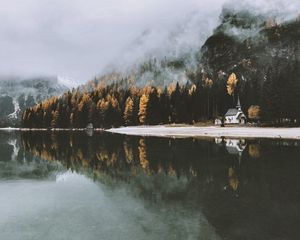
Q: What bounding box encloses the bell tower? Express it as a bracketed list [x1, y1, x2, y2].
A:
[236, 96, 242, 111]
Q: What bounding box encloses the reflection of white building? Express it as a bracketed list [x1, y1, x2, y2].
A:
[215, 138, 247, 163]
[225, 139, 247, 156]
[224, 97, 247, 125]
[215, 138, 247, 193]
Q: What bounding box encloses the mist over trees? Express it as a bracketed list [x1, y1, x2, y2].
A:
[22, 58, 300, 128]
[21, 14, 300, 128]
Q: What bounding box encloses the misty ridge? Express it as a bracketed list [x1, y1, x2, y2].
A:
[85, 0, 300, 89]
[0, 0, 299, 84]
[1, 0, 300, 128]
[0, 76, 68, 127]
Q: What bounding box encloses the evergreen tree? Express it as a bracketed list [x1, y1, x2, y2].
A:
[261, 68, 281, 123]
[51, 110, 60, 128]
[124, 97, 134, 126]
[146, 88, 160, 125]
[138, 94, 149, 124]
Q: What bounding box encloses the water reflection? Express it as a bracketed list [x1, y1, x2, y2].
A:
[215, 138, 248, 193]
[1, 131, 300, 240]
[0, 131, 61, 180]
[215, 138, 247, 158]
[21, 131, 229, 184]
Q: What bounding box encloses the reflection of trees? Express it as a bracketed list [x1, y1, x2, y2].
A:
[20, 132, 300, 240]
[21, 131, 233, 183]
[228, 167, 239, 191]
[138, 139, 149, 172]
[123, 139, 133, 164]
[0, 132, 62, 179]
[248, 144, 261, 158]
[21, 132, 300, 196]
[20, 131, 300, 198]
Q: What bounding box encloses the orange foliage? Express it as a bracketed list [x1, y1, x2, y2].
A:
[227, 73, 238, 96]
[248, 105, 261, 120]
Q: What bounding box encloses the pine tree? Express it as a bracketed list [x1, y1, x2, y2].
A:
[146, 87, 160, 125]
[51, 110, 60, 128]
[204, 78, 214, 119]
[124, 97, 134, 126]
[109, 95, 122, 127]
[159, 88, 171, 123]
[227, 73, 238, 97]
[261, 68, 281, 123]
[78, 93, 92, 127]
[97, 99, 108, 128]
[170, 83, 181, 123]
[138, 94, 149, 125]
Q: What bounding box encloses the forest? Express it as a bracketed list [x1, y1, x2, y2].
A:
[20, 77, 238, 128]
[22, 58, 300, 128]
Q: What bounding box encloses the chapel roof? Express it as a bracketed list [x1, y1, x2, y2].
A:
[225, 108, 239, 116]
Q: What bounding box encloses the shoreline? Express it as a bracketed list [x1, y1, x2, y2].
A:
[0, 127, 96, 131]
[107, 126, 300, 140]
[1, 126, 300, 140]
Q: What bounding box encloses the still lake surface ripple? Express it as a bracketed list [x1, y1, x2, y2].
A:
[0, 130, 300, 240]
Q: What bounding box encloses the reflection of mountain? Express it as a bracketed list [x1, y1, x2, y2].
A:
[20, 131, 300, 240]
[0, 77, 68, 127]
[0, 131, 62, 180]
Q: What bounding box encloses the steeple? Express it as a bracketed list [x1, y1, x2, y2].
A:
[236, 95, 241, 111]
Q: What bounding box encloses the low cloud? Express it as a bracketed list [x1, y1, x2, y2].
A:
[0, 0, 299, 85]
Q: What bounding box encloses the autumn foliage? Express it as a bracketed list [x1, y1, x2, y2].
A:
[248, 105, 261, 121]
[22, 61, 300, 128]
[22, 81, 226, 128]
[226, 73, 238, 96]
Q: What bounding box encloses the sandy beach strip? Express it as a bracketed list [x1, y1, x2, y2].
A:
[107, 126, 300, 140]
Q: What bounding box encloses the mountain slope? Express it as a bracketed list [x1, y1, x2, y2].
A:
[23, 10, 300, 127]
[0, 77, 68, 127]
[87, 9, 300, 89]
[200, 9, 300, 81]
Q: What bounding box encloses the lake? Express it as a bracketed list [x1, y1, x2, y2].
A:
[0, 130, 300, 240]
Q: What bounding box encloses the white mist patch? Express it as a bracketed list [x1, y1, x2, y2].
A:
[56, 170, 92, 184]
[106, 0, 227, 73]
[57, 76, 79, 88]
[225, 0, 300, 22]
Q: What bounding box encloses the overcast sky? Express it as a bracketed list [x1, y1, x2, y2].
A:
[0, 0, 299, 85]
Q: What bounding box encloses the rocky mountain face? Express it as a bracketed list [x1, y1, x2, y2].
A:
[199, 9, 300, 83]
[195, 9, 300, 119]
[0, 77, 68, 127]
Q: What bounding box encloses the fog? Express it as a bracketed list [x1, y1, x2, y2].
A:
[0, 0, 299, 85]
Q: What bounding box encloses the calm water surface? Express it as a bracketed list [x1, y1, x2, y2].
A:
[0, 130, 300, 240]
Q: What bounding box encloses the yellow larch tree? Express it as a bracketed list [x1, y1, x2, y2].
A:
[227, 73, 238, 96]
[124, 97, 134, 126]
[138, 94, 149, 124]
[248, 105, 261, 121]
